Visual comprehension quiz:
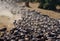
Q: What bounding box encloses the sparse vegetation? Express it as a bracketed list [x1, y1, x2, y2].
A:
[38, 0, 57, 10]
[16, 0, 60, 10]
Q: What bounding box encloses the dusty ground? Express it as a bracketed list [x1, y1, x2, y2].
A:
[0, 3, 60, 31]
[0, 16, 13, 31]
[0, 14, 22, 31]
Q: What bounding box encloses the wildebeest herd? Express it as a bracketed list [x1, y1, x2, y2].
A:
[0, 0, 60, 41]
[0, 9, 60, 41]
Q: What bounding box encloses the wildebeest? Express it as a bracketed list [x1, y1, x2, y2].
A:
[0, 28, 7, 32]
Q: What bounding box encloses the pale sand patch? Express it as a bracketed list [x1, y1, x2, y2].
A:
[0, 15, 22, 31]
[0, 8, 22, 31]
[0, 8, 13, 18]
[0, 16, 13, 31]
